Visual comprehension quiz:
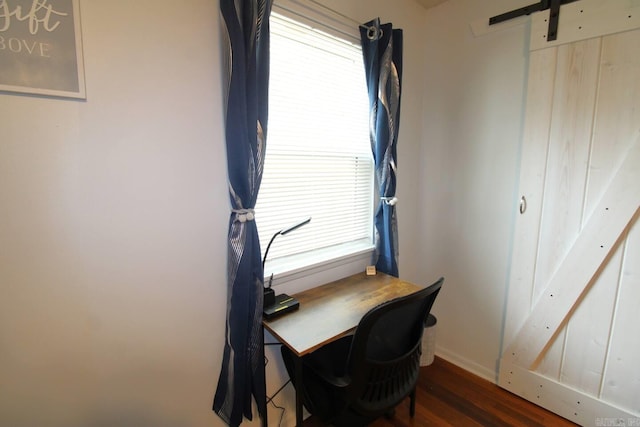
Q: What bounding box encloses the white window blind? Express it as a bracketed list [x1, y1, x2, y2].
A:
[256, 11, 373, 271]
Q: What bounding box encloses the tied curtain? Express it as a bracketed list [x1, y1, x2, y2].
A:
[360, 19, 403, 277]
[214, 1, 272, 426]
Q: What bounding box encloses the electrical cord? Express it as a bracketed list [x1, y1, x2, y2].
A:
[267, 380, 289, 427]
[264, 346, 291, 427]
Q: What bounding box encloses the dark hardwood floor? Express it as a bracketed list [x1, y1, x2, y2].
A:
[305, 357, 577, 427]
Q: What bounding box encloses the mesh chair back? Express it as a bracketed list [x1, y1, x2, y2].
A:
[345, 278, 443, 416]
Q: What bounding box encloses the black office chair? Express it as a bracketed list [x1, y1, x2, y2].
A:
[281, 277, 444, 426]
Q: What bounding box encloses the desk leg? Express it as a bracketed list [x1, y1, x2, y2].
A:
[261, 325, 268, 427]
[294, 356, 303, 427]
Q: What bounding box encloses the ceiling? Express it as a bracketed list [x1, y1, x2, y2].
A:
[414, 0, 449, 9]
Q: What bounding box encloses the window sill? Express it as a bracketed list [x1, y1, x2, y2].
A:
[264, 241, 374, 288]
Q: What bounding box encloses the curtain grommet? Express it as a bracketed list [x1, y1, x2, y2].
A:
[367, 26, 383, 40]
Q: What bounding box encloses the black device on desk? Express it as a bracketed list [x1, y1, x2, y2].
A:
[263, 293, 300, 319]
[262, 217, 310, 318]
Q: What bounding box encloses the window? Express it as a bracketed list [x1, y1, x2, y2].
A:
[256, 8, 373, 278]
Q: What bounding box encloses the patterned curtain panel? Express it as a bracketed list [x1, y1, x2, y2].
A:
[214, 1, 272, 426]
[360, 19, 403, 277]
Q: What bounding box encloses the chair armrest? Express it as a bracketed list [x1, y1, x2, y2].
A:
[306, 362, 351, 388]
[301, 334, 353, 388]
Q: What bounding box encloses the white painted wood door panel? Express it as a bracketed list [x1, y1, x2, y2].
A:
[499, 0, 640, 424]
[602, 219, 640, 411]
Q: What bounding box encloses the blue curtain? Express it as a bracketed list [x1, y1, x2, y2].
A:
[360, 19, 403, 277]
[214, 1, 272, 426]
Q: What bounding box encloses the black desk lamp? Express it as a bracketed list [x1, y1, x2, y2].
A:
[262, 217, 311, 312]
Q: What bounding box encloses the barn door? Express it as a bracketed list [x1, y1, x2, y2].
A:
[499, 1, 640, 424]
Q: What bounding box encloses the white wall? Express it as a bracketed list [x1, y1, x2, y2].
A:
[0, 0, 537, 423]
[0, 1, 227, 426]
[0, 0, 428, 426]
[419, 0, 533, 380]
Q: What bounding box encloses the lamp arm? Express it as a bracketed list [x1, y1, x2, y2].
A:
[280, 217, 311, 235]
[261, 217, 311, 270]
[262, 230, 281, 270]
[261, 217, 312, 288]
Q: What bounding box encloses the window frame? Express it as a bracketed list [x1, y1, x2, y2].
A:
[259, 1, 375, 286]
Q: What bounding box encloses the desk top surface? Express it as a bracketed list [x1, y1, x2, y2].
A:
[263, 272, 423, 356]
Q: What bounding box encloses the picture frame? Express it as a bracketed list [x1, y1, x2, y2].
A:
[0, 0, 86, 99]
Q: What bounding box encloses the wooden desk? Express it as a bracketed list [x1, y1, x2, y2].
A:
[263, 272, 423, 426]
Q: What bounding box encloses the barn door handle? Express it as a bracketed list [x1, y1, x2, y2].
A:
[519, 196, 527, 214]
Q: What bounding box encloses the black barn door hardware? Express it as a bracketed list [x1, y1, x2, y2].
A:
[489, 0, 580, 41]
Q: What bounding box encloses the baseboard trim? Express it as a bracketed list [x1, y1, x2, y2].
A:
[434, 346, 496, 383]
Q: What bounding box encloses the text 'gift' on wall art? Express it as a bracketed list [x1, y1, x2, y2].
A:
[0, 0, 86, 99]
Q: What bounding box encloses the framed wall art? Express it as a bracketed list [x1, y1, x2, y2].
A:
[0, 0, 86, 99]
